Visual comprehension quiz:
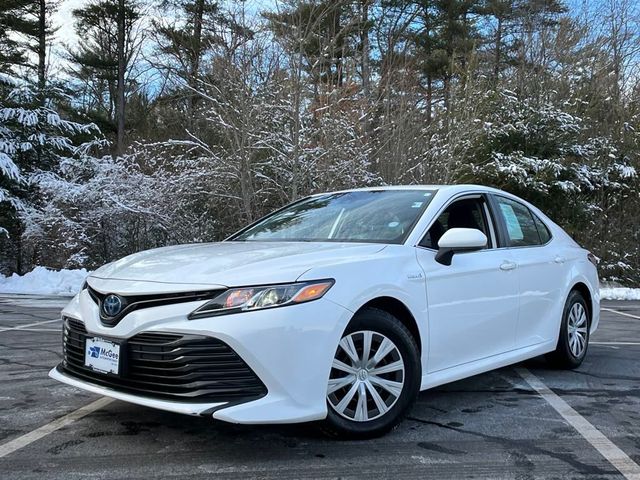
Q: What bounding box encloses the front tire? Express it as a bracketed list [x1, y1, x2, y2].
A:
[322, 308, 421, 439]
[546, 290, 590, 369]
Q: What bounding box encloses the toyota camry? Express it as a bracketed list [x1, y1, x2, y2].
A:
[50, 185, 600, 438]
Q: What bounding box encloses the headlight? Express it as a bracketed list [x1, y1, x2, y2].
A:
[188, 279, 334, 319]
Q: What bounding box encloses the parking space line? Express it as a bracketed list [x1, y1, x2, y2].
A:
[0, 328, 61, 333]
[602, 308, 640, 320]
[591, 342, 640, 346]
[0, 318, 59, 332]
[0, 397, 114, 458]
[516, 368, 640, 480]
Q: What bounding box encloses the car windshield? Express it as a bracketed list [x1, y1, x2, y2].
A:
[232, 189, 437, 244]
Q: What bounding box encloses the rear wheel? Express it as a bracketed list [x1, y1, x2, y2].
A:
[546, 290, 590, 369]
[322, 308, 420, 439]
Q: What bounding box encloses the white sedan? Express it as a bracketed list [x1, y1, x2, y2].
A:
[50, 185, 599, 438]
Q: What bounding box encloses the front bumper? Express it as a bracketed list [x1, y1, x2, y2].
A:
[50, 366, 227, 415]
[50, 288, 353, 424]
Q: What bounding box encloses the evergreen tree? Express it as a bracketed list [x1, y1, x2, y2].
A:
[454, 89, 637, 280]
[0, 0, 38, 73]
[429, 0, 482, 106]
[0, 0, 57, 87]
[479, 0, 516, 82]
[67, 0, 142, 153]
[0, 74, 101, 270]
[511, 0, 568, 96]
[153, 0, 229, 127]
[265, 1, 367, 92]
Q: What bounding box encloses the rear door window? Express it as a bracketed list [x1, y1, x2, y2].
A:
[493, 196, 542, 247]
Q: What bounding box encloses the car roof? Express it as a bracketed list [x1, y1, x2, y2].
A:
[316, 184, 505, 196]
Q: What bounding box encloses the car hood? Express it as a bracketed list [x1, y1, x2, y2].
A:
[89, 241, 387, 289]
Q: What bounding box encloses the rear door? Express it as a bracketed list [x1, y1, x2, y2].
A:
[490, 195, 565, 348]
[415, 194, 520, 373]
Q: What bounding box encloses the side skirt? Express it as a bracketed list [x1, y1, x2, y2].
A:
[420, 340, 557, 391]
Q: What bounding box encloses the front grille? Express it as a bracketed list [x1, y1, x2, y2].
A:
[87, 286, 224, 327]
[60, 317, 267, 403]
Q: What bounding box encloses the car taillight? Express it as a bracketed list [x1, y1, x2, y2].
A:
[587, 252, 599, 267]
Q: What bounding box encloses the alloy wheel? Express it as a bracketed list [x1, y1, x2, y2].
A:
[327, 330, 405, 422]
[567, 302, 588, 357]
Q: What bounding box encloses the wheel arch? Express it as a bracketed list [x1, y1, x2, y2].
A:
[354, 296, 422, 353]
[570, 282, 593, 325]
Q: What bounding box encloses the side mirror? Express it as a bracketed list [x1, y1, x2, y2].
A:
[435, 228, 487, 266]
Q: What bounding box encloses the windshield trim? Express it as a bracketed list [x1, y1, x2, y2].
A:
[226, 189, 438, 245]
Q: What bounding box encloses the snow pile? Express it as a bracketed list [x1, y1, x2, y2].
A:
[600, 287, 640, 301]
[0, 267, 88, 296]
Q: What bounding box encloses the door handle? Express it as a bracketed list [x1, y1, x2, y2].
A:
[554, 256, 566, 264]
[500, 261, 517, 271]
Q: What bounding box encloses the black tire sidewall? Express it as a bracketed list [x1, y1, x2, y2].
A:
[323, 307, 421, 439]
[555, 291, 590, 368]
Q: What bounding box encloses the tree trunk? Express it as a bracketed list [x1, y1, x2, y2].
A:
[291, 51, 302, 200]
[38, 0, 46, 93]
[426, 75, 432, 123]
[333, 3, 343, 88]
[360, 0, 370, 98]
[116, 0, 126, 156]
[187, 0, 205, 123]
[494, 16, 502, 83]
[16, 234, 23, 275]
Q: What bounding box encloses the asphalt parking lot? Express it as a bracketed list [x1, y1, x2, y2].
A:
[1, 295, 639, 479]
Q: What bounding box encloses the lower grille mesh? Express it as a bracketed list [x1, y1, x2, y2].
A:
[60, 317, 267, 403]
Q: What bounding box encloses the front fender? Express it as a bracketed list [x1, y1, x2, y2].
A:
[297, 245, 429, 374]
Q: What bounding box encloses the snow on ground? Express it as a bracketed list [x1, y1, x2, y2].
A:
[1, 267, 640, 300]
[600, 287, 640, 301]
[0, 267, 88, 296]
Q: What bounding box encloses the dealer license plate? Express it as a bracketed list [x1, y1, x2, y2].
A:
[85, 337, 120, 374]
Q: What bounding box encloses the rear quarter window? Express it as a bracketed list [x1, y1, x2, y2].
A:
[532, 214, 552, 244]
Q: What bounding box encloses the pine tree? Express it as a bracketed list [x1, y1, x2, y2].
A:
[0, 0, 38, 73]
[67, 0, 142, 154]
[0, 0, 57, 87]
[479, 0, 515, 82]
[153, 0, 225, 126]
[0, 74, 101, 270]
[511, 0, 568, 96]
[265, 1, 367, 92]
[393, 0, 483, 118]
